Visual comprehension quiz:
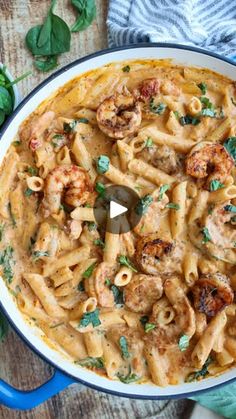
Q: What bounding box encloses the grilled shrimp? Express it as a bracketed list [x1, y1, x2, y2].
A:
[124, 274, 163, 313]
[164, 276, 196, 337]
[186, 142, 234, 190]
[136, 78, 160, 101]
[192, 272, 234, 317]
[138, 144, 180, 175]
[42, 164, 93, 216]
[96, 87, 142, 139]
[20, 111, 55, 151]
[93, 262, 118, 308]
[136, 234, 182, 275]
[205, 201, 236, 249]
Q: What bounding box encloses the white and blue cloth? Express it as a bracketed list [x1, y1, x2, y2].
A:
[107, 0, 236, 58]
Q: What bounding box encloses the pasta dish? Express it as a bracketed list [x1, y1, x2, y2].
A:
[1, 59, 236, 386]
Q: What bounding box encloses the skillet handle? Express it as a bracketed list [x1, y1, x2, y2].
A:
[0, 369, 76, 410]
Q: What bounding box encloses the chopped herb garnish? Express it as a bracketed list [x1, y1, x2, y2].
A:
[231, 97, 236, 107]
[117, 366, 139, 384]
[200, 96, 216, 118]
[134, 195, 153, 215]
[27, 166, 38, 176]
[149, 99, 166, 115]
[87, 222, 97, 231]
[140, 315, 149, 327]
[0, 311, 8, 341]
[96, 155, 110, 174]
[78, 280, 85, 292]
[78, 118, 89, 124]
[179, 115, 200, 126]
[209, 180, 224, 191]
[122, 65, 130, 73]
[0, 223, 5, 242]
[198, 82, 207, 95]
[50, 322, 64, 329]
[77, 357, 104, 369]
[24, 188, 34, 197]
[13, 140, 21, 146]
[82, 262, 96, 279]
[105, 278, 111, 286]
[51, 134, 65, 148]
[32, 250, 49, 260]
[178, 334, 189, 352]
[118, 255, 138, 273]
[224, 137, 236, 163]
[174, 110, 180, 119]
[144, 137, 153, 148]
[111, 284, 124, 305]
[201, 108, 216, 117]
[208, 204, 214, 215]
[84, 203, 91, 208]
[95, 182, 106, 197]
[185, 357, 212, 382]
[79, 308, 101, 328]
[158, 184, 170, 201]
[94, 238, 105, 249]
[201, 227, 211, 244]
[8, 203, 16, 227]
[224, 205, 236, 213]
[119, 336, 130, 359]
[166, 202, 180, 210]
[63, 120, 78, 133]
[144, 322, 156, 333]
[0, 246, 14, 283]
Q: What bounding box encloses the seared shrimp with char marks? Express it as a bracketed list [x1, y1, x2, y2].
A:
[20, 111, 55, 151]
[192, 272, 234, 317]
[205, 201, 236, 249]
[42, 164, 93, 217]
[93, 262, 117, 308]
[124, 273, 163, 313]
[186, 142, 234, 190]
[136, 234, 183, 275]
[96, 87, 142, 139]
[136, 78, 160, 102]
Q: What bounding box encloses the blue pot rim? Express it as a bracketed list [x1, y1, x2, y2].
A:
[1, 42, 236, 399]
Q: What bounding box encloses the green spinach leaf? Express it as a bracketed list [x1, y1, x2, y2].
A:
[71, 0, 96, 32]
[224, 137, 236, 163]
[119, 336, 130, 359]
[77, 356, 104, 369]
[34, 55, 58, 72]
[79, 308, 101, 328]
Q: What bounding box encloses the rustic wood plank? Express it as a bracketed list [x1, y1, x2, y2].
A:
[0, 1, 194, 417]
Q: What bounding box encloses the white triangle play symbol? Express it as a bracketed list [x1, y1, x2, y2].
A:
[110, 200, 128, 219]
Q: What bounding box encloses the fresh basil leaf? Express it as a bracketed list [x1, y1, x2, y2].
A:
[119, 336, 130, 359]
[111, 284, 124, 305]
[118, 255, 137, 273]
[149, 99, 166, 115]
[79, 308, 101, 328]
[117, 366, 139, 384]
[224, 137, 236, 163]
[166, 202, 180, 210]
[144, 322, 156, 333]
[144, 137, 153, 148]
[32, 250, 49, 260]
[0, 311, 9, 341]
[158, 184, 170, 201]
[201, 108, 216, 117]
[93, 238, 105, 249]
[209, 180, 224, 191]
[78, 117, 89, 124]
[34, 55, 58, 72]
[178, 334, 189, 351]
[105, 278, 111, 286]
[24, 188, 34, 197]
[0, 246, 14, 284]
[186, 357, 212, 382]
[27, 166, 38, 176]
[173, 110, 180, 119]
[224, 205, 236, 213]
[0, 86, 13, 115]
[71, 0, 96, 32]
[77, 356, 104, 369]
[122, 65, 130, 73]
[201, 227, 211, 244]
[200, 96, 216, 118]
[198, 82, 207, 95]
[86, 221, 97, 231]
[134, 195, 153, 215]
[82, 262, 96, 279]
[96, 155, 110, 174]
[179, 115, 200, 126]
[0, 110, 5, 126]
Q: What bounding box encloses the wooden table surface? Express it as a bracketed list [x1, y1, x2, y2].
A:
[0, 1, 194, 417]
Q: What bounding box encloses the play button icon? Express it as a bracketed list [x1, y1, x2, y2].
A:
[110, 201, 127, 219]
[93, 185, 142, 234]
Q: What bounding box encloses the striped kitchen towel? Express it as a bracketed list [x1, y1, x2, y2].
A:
[107, 0, 236, 58]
